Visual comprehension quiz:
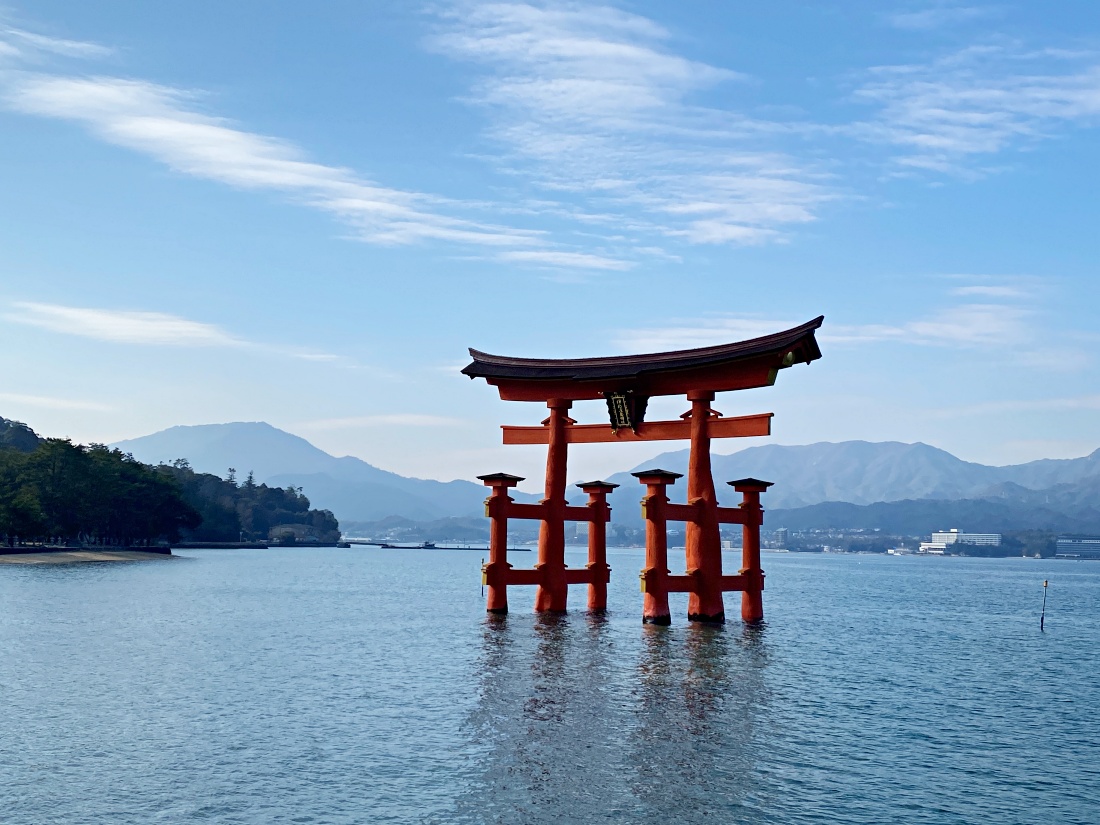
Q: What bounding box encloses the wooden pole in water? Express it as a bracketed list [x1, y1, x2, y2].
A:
[1041, 579, 1048, 631]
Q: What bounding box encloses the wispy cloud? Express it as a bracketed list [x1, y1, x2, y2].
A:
[430, 2, 835, 247]
[854, 43, 1100, 174]
[885, 5, 997, 31]
[498, 249, 632, 270]
[7, 302, 244, 346]
[2, 75, 549, 250]
[612, 279, 1065, 361]
[613, 316, 802, 352]
[0, 391, 114, 411]
[299, 414, 464, 429]
[0, 26, 113, 60]
[826, 302, 1032, 347]
[0, 17, 636, 272]
[950, 284, 1028, 298]
[5, 302, 346, 365]
[6, 8, 1099, 267]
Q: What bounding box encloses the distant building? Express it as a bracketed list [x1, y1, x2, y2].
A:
[919, 528, 1001, 555]
[775, 527, 789, 548]
[1055, 535, 1100, 560]
[918, 542, 948, 555]
[931, 528, 1001, 547]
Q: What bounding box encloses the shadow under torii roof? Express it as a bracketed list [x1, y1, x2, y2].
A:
[463, 315, 824, 402]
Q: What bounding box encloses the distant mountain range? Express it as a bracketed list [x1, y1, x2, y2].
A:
[767, 481, 1100, 535]
[112, 422, 529, 523]
[603, 440, 1100, 533]
[112, 422, 1100, 534]
[603, 440, 1100, 509]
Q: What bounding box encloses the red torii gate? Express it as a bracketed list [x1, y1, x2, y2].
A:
[463, 316, 823, 624]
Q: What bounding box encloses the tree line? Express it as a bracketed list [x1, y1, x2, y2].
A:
[0, 417, 339, 547]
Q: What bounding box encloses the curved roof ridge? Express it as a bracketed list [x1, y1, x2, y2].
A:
[464, 316, 823, 374]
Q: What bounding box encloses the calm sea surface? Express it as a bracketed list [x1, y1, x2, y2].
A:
[2, 548, 1097, 824]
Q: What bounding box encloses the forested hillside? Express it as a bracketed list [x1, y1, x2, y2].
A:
[158, 461, 340, 544]
[0, 428, 201, 546]
[0, 418, 339, 546]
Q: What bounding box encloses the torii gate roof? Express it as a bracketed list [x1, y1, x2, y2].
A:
[463, 315, 824, 401]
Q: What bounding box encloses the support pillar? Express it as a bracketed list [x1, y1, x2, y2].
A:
[578, 481, 616, 612]
[479, 473, 523, 614]
[729, 478, 773, 624]
[535, 399, 571, 612]
[634, 469, 681, 625]
[685, 391, 725, 623]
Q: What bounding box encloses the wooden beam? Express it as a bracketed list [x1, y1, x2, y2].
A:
[503, 569, 542, 586]
[501, 412, 773, 445]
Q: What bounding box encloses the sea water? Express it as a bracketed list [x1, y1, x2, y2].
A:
[1, 548, 1097, 824]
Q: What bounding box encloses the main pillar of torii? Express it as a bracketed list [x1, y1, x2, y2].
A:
[462, 316, 824, 624]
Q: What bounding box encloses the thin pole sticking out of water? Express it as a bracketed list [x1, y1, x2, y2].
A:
[1041, 579, 1049, 631]
[481, 558, 485, 598]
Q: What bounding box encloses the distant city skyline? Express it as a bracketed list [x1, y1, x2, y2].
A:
[3, 2, 1099, 491]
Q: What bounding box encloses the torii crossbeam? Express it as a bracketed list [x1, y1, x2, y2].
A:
[463, 315, 824, 624]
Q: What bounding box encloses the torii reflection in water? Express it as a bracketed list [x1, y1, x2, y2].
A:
[449, 616, 772, 824]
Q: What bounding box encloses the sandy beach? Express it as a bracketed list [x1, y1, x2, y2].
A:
[0, 550, 176, 565]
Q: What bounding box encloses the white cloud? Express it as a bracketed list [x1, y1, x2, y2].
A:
[431, 2, 835, 247]
[613, 316, 804, 352]
[612, 280, 1056, 358]
[7, 302, 244, 346]
[0, 21, 637, 272]
[5, 301, 355, 365]
[497, 249, 632, 270]
[885, 6, 996, 31]
[0, 392, 114, 411]
[827, 302, 1032, 347]
[854, 43, 1100, 173]
[2, 74, 552, 250]
[950, 284, 1028, 298]
[0, 26, 113, 60]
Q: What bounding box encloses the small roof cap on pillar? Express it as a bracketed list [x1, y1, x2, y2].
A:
[631, 468, 683, 483]
[575, 480, 619, 491]
[728, 477, 774, 491]
[478, 472, 525, 487]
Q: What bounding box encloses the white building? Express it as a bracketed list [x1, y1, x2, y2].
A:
[917, 542, 948, 555]
[931, 528, 1001, 547]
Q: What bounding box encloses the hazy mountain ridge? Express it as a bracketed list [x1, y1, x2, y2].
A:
[599, 441, 1100, 512]
[112, 422, 530, 522]
[768, 489, 1100, 535]
[113, 422, 1100, 532]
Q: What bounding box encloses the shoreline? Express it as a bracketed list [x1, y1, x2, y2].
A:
[0, 549, 177, 565]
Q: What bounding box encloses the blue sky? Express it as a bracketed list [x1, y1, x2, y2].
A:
[2, 1, 1099, 490]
